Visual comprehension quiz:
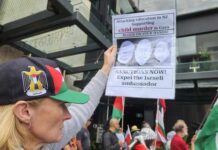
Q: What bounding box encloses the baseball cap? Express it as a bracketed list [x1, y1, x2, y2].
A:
[0, 57, 89, 105]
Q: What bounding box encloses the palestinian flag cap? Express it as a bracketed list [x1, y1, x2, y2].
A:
[0, 57, 89, 105]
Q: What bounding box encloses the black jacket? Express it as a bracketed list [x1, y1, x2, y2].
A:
[102, 130, 120, 150]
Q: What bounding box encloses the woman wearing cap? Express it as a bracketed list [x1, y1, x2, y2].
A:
[0, 46, 116, 150]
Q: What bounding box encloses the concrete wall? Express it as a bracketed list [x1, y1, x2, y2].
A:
[0, 0, 47, 25]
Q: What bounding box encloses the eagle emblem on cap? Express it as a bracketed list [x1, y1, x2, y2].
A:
[22, 66, 48, 96]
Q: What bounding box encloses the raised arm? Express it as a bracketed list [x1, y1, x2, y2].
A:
[45, 46, 116, 150]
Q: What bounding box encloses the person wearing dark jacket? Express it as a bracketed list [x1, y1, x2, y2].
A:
[102, 118, 124, 150]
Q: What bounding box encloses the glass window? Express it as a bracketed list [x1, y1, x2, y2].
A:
[177, 0, 218, 15]
[177, 36, 197, 57]
[116, 0, 218, 15]
[119, 0, 134, 13]
[177, 32, 218, 61]
[177, 32, 218, 73]
[116, 0, 175, 14]
[133, 0, 175, 12]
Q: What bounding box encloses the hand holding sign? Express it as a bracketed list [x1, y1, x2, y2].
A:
[101, 45, 117, 76]
[106, 10, 176, 99]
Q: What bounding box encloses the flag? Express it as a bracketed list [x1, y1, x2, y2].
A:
[155, 99, 167, 149]
[195, 99, 218, 150]
[125, 125, 132, 145]
[112, 96, 124, 120]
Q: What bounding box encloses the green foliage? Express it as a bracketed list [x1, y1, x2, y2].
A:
[198, 49, 211, 60]
[191, 59, 198, 67]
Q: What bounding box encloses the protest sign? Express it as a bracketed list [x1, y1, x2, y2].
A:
[106, 9, 176, 99]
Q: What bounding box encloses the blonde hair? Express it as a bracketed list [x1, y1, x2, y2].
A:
[173, 119, 187, 133]
[0, 99, 43, 150]
[109, 118, 119, 127]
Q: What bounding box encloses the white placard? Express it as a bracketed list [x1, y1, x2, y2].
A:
[106, 10, 176, 99]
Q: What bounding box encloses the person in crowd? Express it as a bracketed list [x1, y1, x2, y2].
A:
[116, 128, 128, 150]
[103, 117, 111, 131]
[116, 128, 125, 144]
[165, 131, 176, 150]
[76, 119, 92, 150]
[132, 128, 157, 150]
[63, 144, 72, 150]
[0, 45, 116, 150]
[171, 120, 189, 150]
[141, 121, 151, 129]
[102, 118, 124, 150]
[63, 137, 78, 150]
[131, 125, 140, 139]
[171, 120, 196, 150]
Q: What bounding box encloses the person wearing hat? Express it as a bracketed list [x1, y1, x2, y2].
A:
[131, 125, 140, 139]
[0, 46, 116, 150]
[141, 121, 151, 129]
